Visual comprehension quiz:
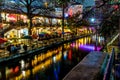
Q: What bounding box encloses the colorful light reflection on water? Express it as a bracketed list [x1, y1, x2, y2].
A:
[70, 37, 102, 52]
[79, 45, 102, 51]
[0, 35, 104, 80]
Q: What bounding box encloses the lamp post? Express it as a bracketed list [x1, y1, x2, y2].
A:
[56, 0, 69, 40]
[90, 18, 98, 51]
[62, 4, 65, 40]
[118, 4, 120, 42]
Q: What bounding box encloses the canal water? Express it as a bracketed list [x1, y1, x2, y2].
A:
[0, 35, 104, 80]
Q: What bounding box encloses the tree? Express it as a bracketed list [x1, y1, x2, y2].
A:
[53, 0, 70, 39]
[67, 11, 90, 35]
[0, 0, 5, 37]
[67, 11, 80, 34]
[0, 0, 4, 22]
[8, 0, 54, 35]
[99, 3, 119, 39]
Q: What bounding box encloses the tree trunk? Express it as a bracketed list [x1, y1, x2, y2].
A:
[28, 18, 32, 35]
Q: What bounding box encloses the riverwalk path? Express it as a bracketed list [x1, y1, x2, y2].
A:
[63, 51, 108, 80]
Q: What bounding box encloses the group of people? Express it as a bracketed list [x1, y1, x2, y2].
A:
[6, 43, 28, 54]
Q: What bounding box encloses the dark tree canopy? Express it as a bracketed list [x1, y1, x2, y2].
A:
[98, 4, 120, 38]
[6, 0, 54, 35]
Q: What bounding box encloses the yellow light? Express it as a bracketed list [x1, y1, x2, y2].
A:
[44, 2, 48, 8]
[21, 60, 25, 69]
[22, 70, 26, 77]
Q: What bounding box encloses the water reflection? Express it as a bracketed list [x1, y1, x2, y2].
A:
[0, 36, 104, 80]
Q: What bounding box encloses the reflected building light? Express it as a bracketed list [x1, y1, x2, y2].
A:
[34, 55, 37, 60]
[79, 45, 101, 51]
[68, 49, 72, 60]
[75, 44, 79, 49]
[70, 43, 76, 47]
[54, 68, 58, 80]
[88, 37, 91, 43]
[6, 67, 12, 75]
[42, 65, 44, 69]
[57, 63, 60, 73]
[79, 45, 94, 50]
[63, 51, 67, 60]
[21, 60, 25, 69]
[81, 39, 84, 45]
[14, 66, 19, 73]
[53, 56, 56, 63]
[22, 70, 26, 77]
[84, 38, 87, 44]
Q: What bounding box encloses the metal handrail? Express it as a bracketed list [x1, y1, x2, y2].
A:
[103, 48, 115, 80]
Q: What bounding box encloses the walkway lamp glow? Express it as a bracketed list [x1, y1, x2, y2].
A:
[90, 18, 95, 23]
[91, 18, 98, 51]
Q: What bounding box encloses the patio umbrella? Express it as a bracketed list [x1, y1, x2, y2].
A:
[32, 34, 38, 39]
[0, 38, 7, 44]
[21, 35, 33, 40]
[39, 32, 47, 37]
[39, 34, 44, 37]
[10, 37, 20, 40]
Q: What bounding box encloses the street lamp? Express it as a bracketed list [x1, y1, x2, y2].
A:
[90, 17, 98, 51]
[56, 0, 69, 40]
[62, 4, 65, 40]
[90, 18, 95, 22]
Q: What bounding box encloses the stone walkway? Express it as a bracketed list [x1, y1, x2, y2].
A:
[63, 51, 108, 80]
